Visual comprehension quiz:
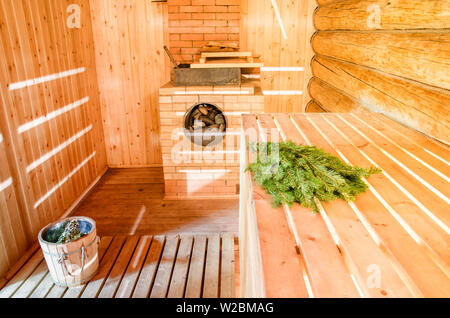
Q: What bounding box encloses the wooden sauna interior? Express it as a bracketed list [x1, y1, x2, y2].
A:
[0, 0, 449, 298]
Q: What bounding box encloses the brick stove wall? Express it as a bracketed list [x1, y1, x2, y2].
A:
[158, 81, 264, 199]
[168, 0, 240, 63]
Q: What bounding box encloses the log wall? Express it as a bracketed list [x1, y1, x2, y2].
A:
[0, 0, 107, 278]
[310, 0, 450, 144]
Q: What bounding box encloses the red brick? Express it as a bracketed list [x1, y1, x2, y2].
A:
[215, 0, 240, 5]
[191, 0, 212, 5]
[203, 5, 228, 13]
[177, 19, 205, 26]
[215, 13, 240, 20]
[168, 13, 192, 20]
[203, 19, 227, 26]
[228, 34, 239, 40]
[168, 5, 180, 13]
[169, 26, 216, 33]
[180, 33, 204, 41]
[228, 5, 240, 12]
[191, 13, 215, 19]
[227, 19, 240, 26]
[171, 40, 193, 48]
[181, 54, 194, 61]
[181, 47, 200, 54]
[169, 34, 180, 41]
[167, 0, 191, 5]
[204, 33, 228, 41]
[215, 26, 239, 34]
[169, 47, 181, 54]
[193, 40, 209, 47]
[179, 5, 204, 12]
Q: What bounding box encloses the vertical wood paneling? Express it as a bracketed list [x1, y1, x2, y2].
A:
[240, 0, 317, 113]
[90, 0, 170, 167]
[0, 0, 107, 278]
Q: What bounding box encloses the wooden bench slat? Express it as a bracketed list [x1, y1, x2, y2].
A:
[185, 235, 207, 298]
[115, 235, 153, 298]
[220, 233, 235, 298]
[308, 115, 450, 269]
[167, 235, 194, 298]
[371, 113, 449, 162]
[356, 112, 449, 176]
[202, 234, 221, 298]
[328, 115, 450, 228]
[288, 114, 417, 297]
[97, 236, 140, 298]
[132, 235, 165, 298]
[310, 114, 450, 297]
[149, 236, 179, 298]
[260, 114, 360, 298]
[340, 113, 450, 199]
[241, 114, 310, 298]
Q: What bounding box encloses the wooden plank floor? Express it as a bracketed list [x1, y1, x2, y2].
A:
[241, 112, 450, 298]
[0, 234, 236, 298]
[69, 168, 239, 237]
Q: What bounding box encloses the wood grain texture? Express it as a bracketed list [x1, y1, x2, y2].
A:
[240, 0, 317, 113]
[89, 0, 170, 167]
[305, 101, 326, 113]
[315, 0, 450, 31]
[0, 0, 107, 279]
[1, 234, 237, 298]
[241, 113, 450, 298]
[308, 77, 365, 113]
[312, 31, 450, 90]
[311, 56, 450, 144]
[311, 3, 450, 145]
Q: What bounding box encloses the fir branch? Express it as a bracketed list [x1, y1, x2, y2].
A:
[246, 141, 382, 213]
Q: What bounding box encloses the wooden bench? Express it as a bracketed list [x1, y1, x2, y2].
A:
[0, 234, 236, 298]
[240, 113, 450, 298]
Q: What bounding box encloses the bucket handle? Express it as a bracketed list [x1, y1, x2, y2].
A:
[57, 236, 100, 277]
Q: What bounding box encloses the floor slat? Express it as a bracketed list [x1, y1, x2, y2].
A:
[98, 236, 140, 298]
[167, 235, 194, 298]
[220, 233, 235, 298]
[115, 235, 152, 298]
[132, 235, 165, 298]
[203, 235, 221, 298]
[149, 236, 179, 298]
[185, 235, 207, 298]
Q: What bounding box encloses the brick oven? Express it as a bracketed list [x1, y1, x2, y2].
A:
[159, 80, 264, 199]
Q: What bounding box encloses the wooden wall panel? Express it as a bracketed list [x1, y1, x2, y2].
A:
[90, 0, 170, 167]
[310, 0, 450, 144]
[0, 0, 107, 278]
[240, 0, 317, 113]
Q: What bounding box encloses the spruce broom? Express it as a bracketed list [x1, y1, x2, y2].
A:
[246, 141, 381, 213]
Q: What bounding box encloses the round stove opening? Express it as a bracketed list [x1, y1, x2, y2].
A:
[184, 103, 227, 147]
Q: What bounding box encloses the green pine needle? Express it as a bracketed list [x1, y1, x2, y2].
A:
[246, 141, 382, 213]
